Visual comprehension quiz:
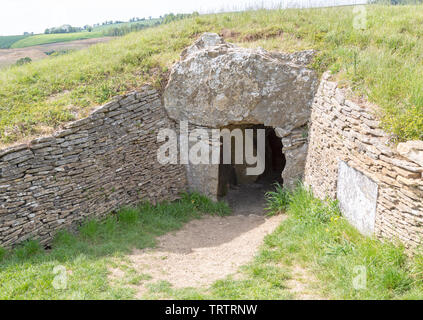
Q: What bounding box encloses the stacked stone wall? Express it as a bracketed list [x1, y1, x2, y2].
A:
[305, 72, 423, 248]
[0, 87, 187, 248]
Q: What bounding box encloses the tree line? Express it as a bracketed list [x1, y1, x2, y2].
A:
[369, 0, 423, 4]
[102, 12, 199, 37]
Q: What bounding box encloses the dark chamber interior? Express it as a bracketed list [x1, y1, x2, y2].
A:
[217, 125, 286, 215]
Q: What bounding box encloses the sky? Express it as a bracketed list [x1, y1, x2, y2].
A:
[0, 0, 366, 36]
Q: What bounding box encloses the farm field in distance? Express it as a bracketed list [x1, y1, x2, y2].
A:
[0, 32, 105, 50]
[91, 18, 162, 32]
[9, 31, 104, 48]
[0, 35, 30, 49]
[0, 17, 162, 50]
[0, 37, 114, 68]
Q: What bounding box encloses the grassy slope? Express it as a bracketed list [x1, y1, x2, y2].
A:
[0, 35, 30, 49]
[0, 5, 422, 144]
[9, 32, 105, 49]
[0, 193, 230, 299]
[264, 185, 423, 299]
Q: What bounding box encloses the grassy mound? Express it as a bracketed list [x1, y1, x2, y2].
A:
[0, 5, 422, 144]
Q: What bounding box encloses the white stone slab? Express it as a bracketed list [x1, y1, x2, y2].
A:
[337, 161, 378, 236]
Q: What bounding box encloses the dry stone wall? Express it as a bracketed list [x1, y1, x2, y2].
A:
[0, 87, 187, 248]
[305, 72, 423, 248]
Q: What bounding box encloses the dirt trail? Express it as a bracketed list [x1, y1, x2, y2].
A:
[113, 184, 324, 299]
[128, 214, 284, 293]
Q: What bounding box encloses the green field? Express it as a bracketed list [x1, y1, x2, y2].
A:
[9, 32, 105, 49]
[92, 18, 162, 32]
[0, 35, 30, 49]
[0, 5, 422, 144]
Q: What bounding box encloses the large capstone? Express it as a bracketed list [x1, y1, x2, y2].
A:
[163, 33, 319, 198]
[164, 32, 318, 130]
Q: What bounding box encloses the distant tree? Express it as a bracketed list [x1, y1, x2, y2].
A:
[43, 24, 83, 34]
[84, 25, 93, 32]
[100, 11, 200, 37]
[370, 0, 423, 3]
[15, 57, 32, 66]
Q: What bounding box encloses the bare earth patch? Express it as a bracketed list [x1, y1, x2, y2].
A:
[109, 183, 325, 300]
[128, 214, 284, 296]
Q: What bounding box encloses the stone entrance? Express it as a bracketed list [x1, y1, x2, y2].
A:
[217, 125, 286, 215]
[163, 33, 318, 200]
[217, 125, 285, 197]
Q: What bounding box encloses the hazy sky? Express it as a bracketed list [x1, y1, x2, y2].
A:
[0, 0, 366, 36]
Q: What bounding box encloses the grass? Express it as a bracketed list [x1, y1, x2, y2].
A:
[3, 183, 423, 299]
[263, 184, 423, 299]
[0, 35, 30, 49]
[142, 263, 294, 300]
[9, 32, 105, 49]
[0, 5, 422, 144]
[92, 19, 162, 32]
[0, 193, 230, 300]
[142, 184, 423, 300]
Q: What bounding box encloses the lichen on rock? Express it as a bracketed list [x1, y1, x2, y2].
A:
[164, 32, 318, 131]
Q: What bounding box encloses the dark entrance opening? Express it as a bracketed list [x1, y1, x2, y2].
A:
[217, 125, 286, 215]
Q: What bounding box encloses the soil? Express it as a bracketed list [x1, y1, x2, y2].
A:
[129, 214, 285, 297]
[113, 183, 324, 299]
[222, 181, 273, 216]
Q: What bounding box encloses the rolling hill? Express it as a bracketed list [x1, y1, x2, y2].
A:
[0, 4, 422, 144]
[0, 35, 30, 49]
[9, 32, 105, 49]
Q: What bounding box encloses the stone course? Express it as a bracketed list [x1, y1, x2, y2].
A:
[305, 72, 423, 248]
[0, 86, 187, 248]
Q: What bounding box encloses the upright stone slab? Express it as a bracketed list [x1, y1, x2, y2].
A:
[337, 161, 378, 236]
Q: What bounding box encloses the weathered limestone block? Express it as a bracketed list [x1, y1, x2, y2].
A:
[337, 161, 378, 236]
[397, 141, 423, 168]
[283, 142, 308, 189]
[164, 32, 318, 130]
